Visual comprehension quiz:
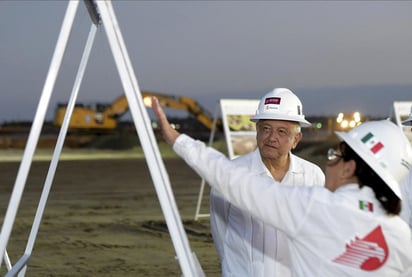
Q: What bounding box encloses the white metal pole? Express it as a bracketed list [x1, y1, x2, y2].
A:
[0, 1, 79, 269]
[3, 249, 12, 271]
[194, 103, 220, 220]
[17, 23, 97, 277]
[96, 1, 204, 276]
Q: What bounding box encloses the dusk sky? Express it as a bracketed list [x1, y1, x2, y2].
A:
[0, 1, 411, 122]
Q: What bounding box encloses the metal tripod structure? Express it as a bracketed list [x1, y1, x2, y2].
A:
[0, 1, 204, 276]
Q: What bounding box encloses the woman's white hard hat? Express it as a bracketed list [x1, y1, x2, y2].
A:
[250, 88, 311, 127]
[335, 120, 412, 199]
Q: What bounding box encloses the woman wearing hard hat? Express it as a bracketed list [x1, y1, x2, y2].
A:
[400, 107, 412, 229]
[152, 97, 412, 276]
[210, 88, 324, 277]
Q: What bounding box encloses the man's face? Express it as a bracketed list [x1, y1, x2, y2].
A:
[256, 119, 301, 161]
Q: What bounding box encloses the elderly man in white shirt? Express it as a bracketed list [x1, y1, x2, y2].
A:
[210, 88, 324, 276]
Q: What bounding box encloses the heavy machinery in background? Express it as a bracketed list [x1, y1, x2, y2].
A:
[53, 91, 222, 131]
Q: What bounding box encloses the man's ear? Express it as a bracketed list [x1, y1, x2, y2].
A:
[293, 132, 302, 149]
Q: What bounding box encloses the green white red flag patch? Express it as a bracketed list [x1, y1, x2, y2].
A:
[361, 132, 384, 154]
[359, 200, 373, 212]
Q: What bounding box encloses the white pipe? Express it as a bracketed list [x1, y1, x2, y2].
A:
[96, 1, 204, 276]
[0, 0, 79, 270]
[18, 23, 97, 277]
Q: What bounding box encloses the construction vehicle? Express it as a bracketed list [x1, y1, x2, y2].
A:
[53, 91, 222, 131]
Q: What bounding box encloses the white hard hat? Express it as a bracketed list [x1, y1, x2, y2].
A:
[250, 88, 311, 127]
[401, 106, 412, 126]
[335, 120, 412, 199]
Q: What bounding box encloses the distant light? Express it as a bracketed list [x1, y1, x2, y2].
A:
[353, 111, 361, 122]
[336, 111, 362, 130]
[337, 113, 344, 123]
[316, 122, 322, 129]
[143, 97, 152, 107]
[170, 123, 181, 130]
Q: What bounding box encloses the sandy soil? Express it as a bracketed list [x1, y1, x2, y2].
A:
[0, 158, 220, 276]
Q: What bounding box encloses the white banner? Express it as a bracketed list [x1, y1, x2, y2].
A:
[220, 99, 260, 159]
[392, 101, 412, 144]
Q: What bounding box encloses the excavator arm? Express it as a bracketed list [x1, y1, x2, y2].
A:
[54, 91, 221, 131]
[141, 92, 221, 130]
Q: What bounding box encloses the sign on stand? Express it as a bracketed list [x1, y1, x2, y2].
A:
[193, 99, 259, 220]
[220, 99, 260, 159]
[392, 101, 412, 144]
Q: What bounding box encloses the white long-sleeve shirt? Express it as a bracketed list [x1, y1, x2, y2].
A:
[400, 170, 412, 229]
[210, 149, 325, 277]
[174, 134, 412, 276]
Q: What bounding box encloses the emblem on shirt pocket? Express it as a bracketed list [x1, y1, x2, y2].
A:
[332, 225, 388, 271]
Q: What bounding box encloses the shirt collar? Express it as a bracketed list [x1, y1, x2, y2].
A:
[253, 150, 301, 176]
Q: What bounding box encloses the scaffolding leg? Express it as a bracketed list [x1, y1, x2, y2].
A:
[0, 0, 79, 271]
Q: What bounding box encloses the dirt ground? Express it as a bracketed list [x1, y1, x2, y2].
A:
[0, 158, 220, 276]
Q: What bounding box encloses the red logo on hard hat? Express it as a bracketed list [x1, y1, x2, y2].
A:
[264, 97, 281, 105]
[333, 225, 388, 271]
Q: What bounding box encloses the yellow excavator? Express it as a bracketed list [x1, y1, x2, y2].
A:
[53, 91, 222, 131]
